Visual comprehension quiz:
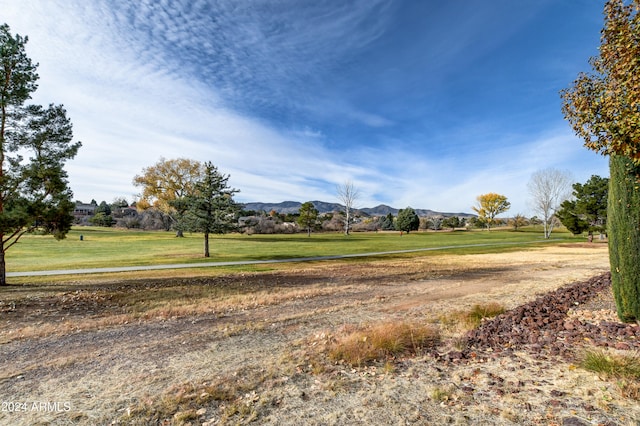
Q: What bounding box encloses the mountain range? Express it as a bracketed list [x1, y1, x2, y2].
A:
[242, 201, 474, 218]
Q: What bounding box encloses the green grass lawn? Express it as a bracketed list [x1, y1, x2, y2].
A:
[5, 226, 583, 273]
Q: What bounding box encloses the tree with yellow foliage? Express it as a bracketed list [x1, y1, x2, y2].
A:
[472, 193, 510, 231]
[133, 157, 203, 237]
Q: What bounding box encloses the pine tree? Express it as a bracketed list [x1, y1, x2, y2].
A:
[0, 24, 81, 285]
[187, 162, 239, 257]
[297, 202, 319, 237]
[396, 207, 420, 233]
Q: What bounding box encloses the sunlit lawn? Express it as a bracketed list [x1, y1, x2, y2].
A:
[4, 226, 582, 273]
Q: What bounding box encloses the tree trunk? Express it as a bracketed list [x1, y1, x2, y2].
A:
[543, 221, 550, 239]
[608, 154, 640, 323]
[344, 209, 350, 236]
[0, 245, 5, 286]
[204, 232, 210, 258]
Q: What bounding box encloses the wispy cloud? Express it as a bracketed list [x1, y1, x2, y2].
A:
[3, 0, 608, 214]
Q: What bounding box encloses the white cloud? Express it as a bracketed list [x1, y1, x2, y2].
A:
[3, 0, 610, 214]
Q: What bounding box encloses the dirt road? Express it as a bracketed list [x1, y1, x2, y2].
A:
[2, 243, 636, 425]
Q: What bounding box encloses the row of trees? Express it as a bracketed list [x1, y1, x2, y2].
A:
[297, 204, 438, 235]
[91, 192, 469, 236]
[470, 170, 609, 241]
[92, 162, 608, 239]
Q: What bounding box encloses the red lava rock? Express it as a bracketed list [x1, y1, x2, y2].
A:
[562, 417, 589, 426]
[548, 399, 564, 407]
[443, 273, 640, 363]
[461, 386, 474, 394]
[615, 342, 631, 350]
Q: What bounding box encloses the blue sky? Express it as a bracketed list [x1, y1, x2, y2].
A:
[3, 0, 609, 214]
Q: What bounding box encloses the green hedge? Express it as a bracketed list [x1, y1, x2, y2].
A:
[608, 154, 640, 322]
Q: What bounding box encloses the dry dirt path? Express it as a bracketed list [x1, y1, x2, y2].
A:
[1, 243, 635, 425]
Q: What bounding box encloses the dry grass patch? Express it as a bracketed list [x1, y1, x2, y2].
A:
[123, 365, 283, 425]
[327, 320, 440, 367]
[440, 302, 506, 331]
[580, 349, 640, 400]
[1, 281, 345, 343]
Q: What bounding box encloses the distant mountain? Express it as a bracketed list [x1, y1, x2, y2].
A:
[359, 204, 397, 216]
[242, 201, 474, 218]
[243, 201, 303, 214]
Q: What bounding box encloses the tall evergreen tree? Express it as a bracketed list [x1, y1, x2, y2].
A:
[379, 213, 395, 230]
[0, 24, 81, 285]
[187, 162, 239, 258]
[556, 200, 590, 236]
[557, 175, 609, 237]
[573, 175, 609, 236]
[297, 202, 319, 237]
[561, 0, 640, 321]
[607, 155, 640, 321]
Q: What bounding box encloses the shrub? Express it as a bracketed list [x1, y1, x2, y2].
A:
[608, 155, 640, 322]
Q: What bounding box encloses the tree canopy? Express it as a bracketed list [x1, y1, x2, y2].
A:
[557, 175, 609, 236]
[133, 157, 203, 237]
[396, 207, 419, 233]
[187, 162, 239, 257]
[297, 202, 319, 237]
[556, 201, 590, 236]
[561, 0, 640, 322]
[0, 24, 81, 285]
[471, 193, 510, 231]
[561, 0, 640, 164]
[527, 168, 573, 239]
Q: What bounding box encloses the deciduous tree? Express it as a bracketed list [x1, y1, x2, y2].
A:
[0, 24, 81, 285]
[471, 193, 510, 231]
[336, 180, 360, 236]
[507, 214, 529, 231]
[561, 0, 640, 321]
[527, 168, 573, 239]
[133, 157, 203, 237]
